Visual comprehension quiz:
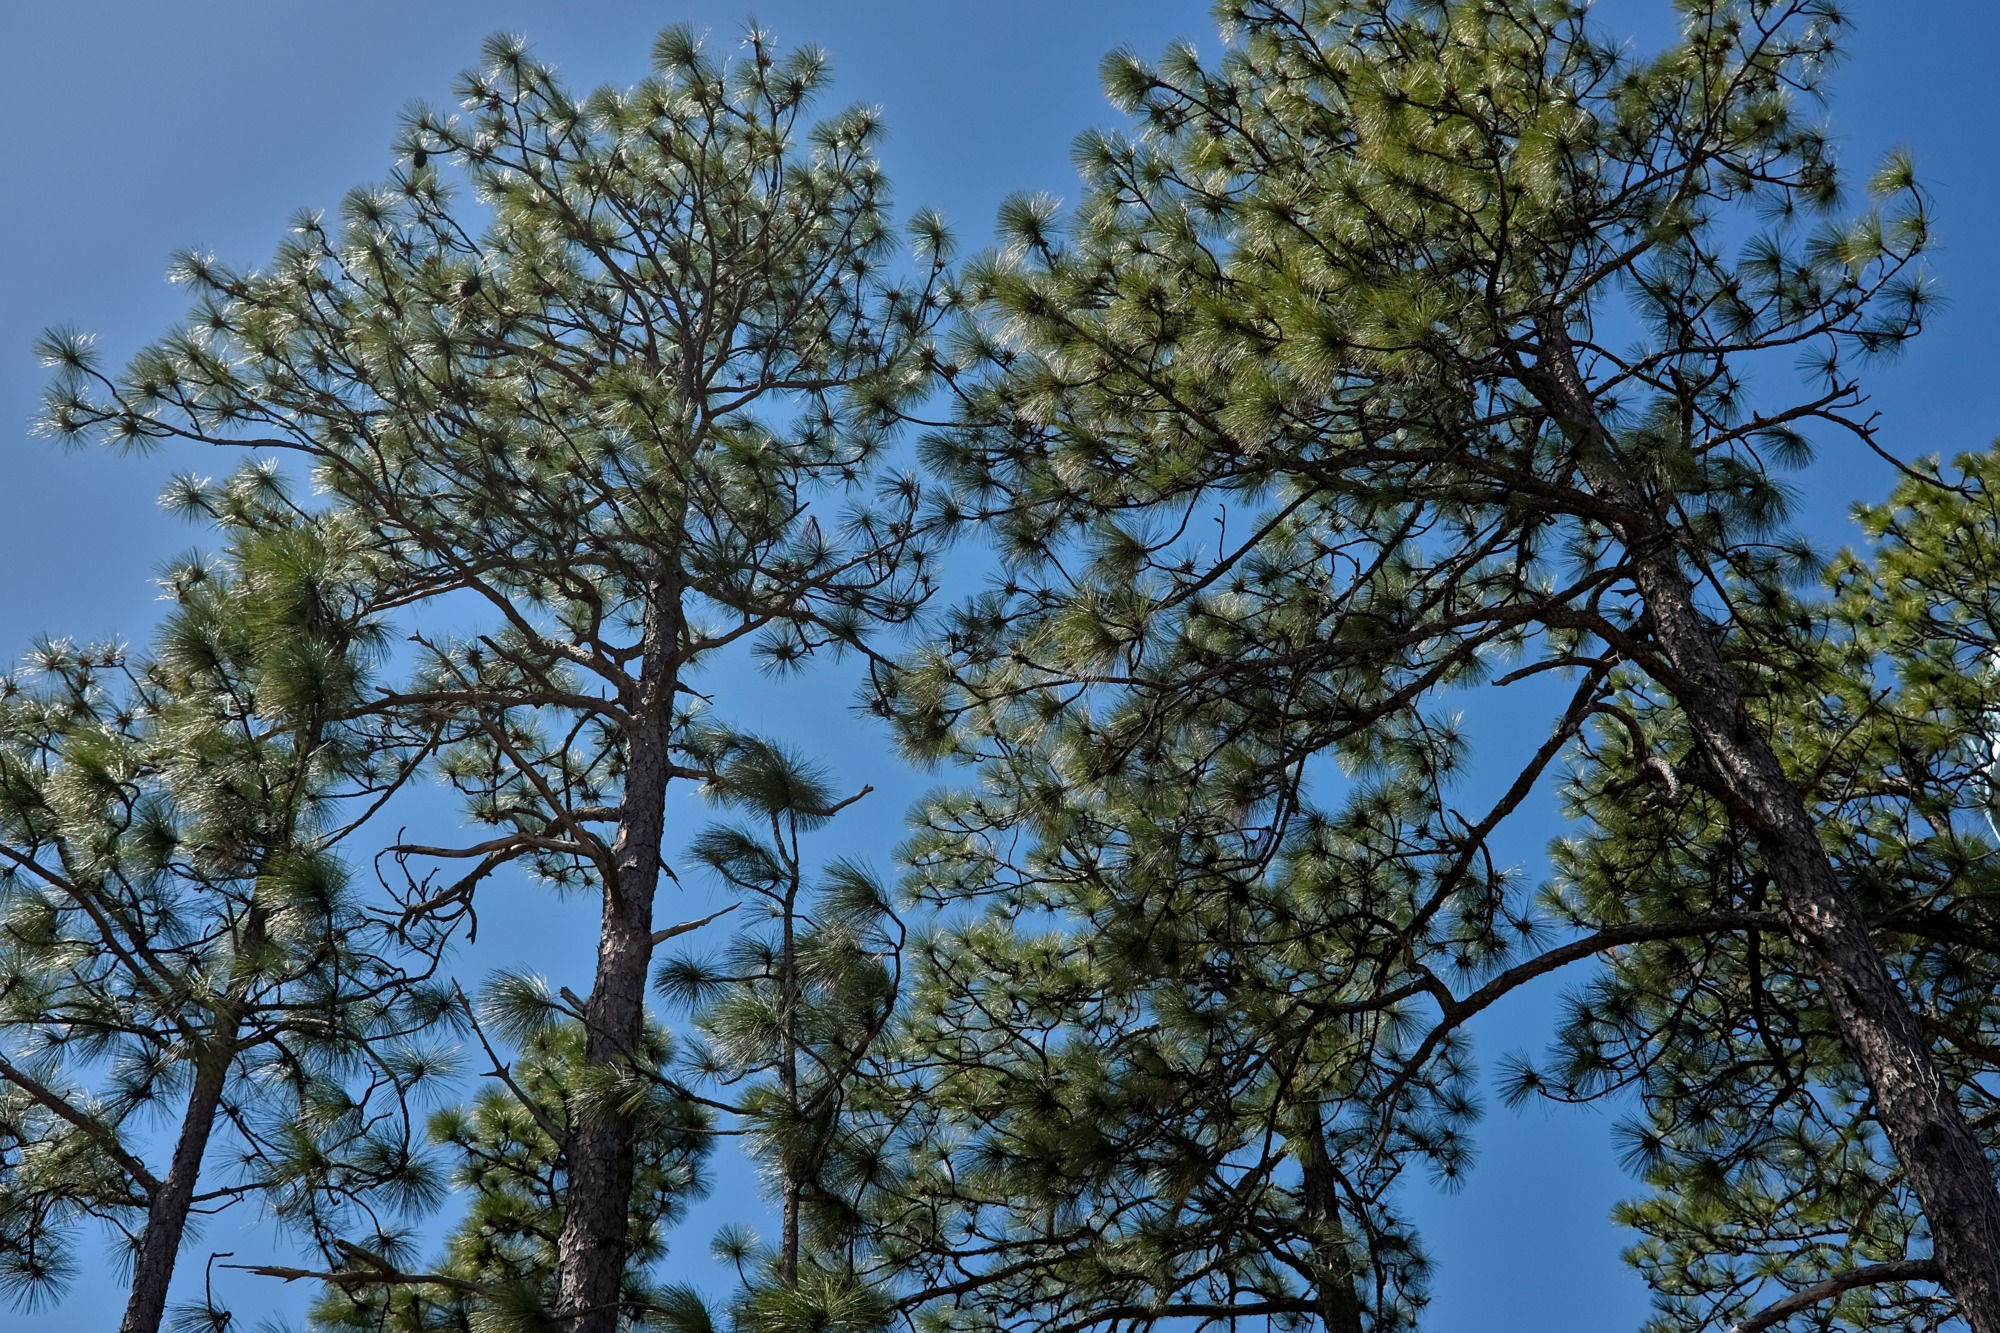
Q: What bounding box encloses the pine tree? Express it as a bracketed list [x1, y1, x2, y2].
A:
[300, 736, 905, 1333]
[877, 2, 2000, 1330]
[41, 23, 948, 1332]
[1523, 446, 2000, 1333]
[0, 496, 456, 1333]
[300, 999, 712, 1333]
[661, 736, 904, 1333]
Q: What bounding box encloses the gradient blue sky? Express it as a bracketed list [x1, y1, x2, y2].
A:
[3, 3, 1999, 1330]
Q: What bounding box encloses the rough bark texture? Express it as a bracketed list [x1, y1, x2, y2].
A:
[1297, 1127, 1364, 1333]
[555, 580, 681, 1333]
[1537, 326, 2000, 1333]
[119, 1044, 231, 1333]
[780, 871, 801, 1287]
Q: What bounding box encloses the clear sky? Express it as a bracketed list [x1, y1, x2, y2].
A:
[3, 3, 1999, 1331]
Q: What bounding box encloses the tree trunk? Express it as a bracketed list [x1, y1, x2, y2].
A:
[780, 861, 801, 1286]
[119, 1043, 231, 1333]
[1536, 326, 2000, 1333]
[1296, 1121, 1364, 1333]
[555, 579, 681, 1333]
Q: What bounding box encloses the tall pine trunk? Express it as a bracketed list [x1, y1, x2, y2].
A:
[119, 1043, 231, 1333]
[779, 874, 801, 1287]
[1538, 328, 2000, 1333]
[555, 578, 682, 1333]
[1297, 1124, 1364, 1333]
[1296, 1128, 1360, 1328]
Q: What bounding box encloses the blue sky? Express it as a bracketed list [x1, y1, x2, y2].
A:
[3, 3, 1999, 1330]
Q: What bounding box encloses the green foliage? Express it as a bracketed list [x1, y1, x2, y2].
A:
[40, 23, 948, 670]
[308, 1013, 710, 1333]
[659, 736, 903, 1330]
[0, 515, 454, 1317]
[38, 19, 947, 1331]
[870, 3, 1972, 1333]
[37, 15, 951, 928]
[24, 5, 2000, 1333]
[1520, 449, 2000, 1333]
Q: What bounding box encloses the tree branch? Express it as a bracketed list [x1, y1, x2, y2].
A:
[651, 902, 739, 946]
[0, 1052, 161, 1193]
[1729, 1259, 1943, 1333]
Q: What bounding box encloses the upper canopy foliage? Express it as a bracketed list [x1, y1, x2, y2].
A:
[26, 20, 952, 1333]
[862, 4, 1987, 1333]
[0, 508, 458, 1318]
[15, 5, 2000, 1333]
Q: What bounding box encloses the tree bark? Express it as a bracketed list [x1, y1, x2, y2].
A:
[119, 1043, 231, 1333]
[780, 852, 802, 1286]
[555, 578, 681, 1333]
[1536, 325, 2000, 1333]
[1297, 1121, 1364, 1333]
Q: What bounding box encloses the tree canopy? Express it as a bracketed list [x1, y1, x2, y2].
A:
[12, 4, 2000, 1333]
